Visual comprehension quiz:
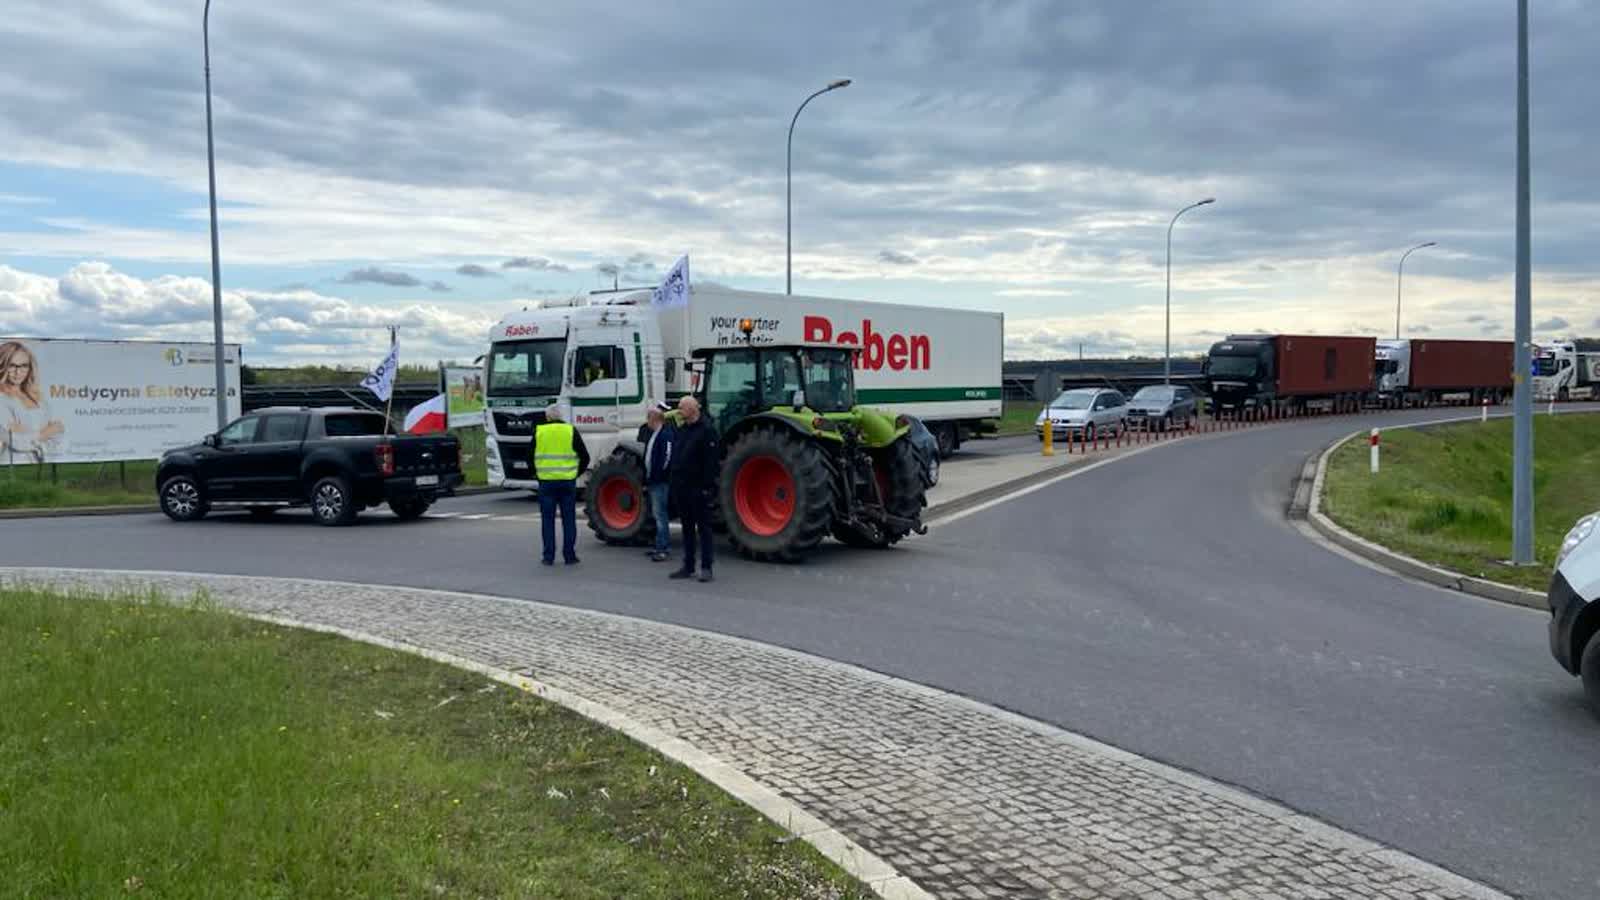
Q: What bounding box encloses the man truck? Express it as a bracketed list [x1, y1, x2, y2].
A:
[1374, 339, 1512, 407]
[480, 285, 1003, 561]
[1534, 342, 1600, 402]
[1202, 334, 1376, 415]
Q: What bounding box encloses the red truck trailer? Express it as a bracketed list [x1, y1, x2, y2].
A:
[1204, 334, 1376, 413]
[1375, 339, 1512, 406]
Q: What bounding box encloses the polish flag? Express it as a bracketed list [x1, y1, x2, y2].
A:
[403, 393, 448, 434]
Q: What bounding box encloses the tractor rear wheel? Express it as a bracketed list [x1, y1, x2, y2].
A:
[585, 452, 655, 546]
[720, 428, 833, 562]
[832, 436, 929, 549]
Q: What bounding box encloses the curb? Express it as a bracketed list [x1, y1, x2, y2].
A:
[1298, 417, 1548, 610]
[245, 612, 933, 900]
[3, 565, 1509, 900]
[0, 504, 160, 519]
[0, 484, 504, 520]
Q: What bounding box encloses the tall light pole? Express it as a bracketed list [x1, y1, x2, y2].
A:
[787, 78, 850, 295]
[1164, 197, 1214, 384]
[1395, 241, 1436, 339]
[203, 0, 228, 430]
[1511, 0, 1534, 564]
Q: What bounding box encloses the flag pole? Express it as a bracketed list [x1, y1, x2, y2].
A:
[383, 326, 396, 435]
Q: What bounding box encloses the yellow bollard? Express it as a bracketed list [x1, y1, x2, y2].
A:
[1042, 419, 1055, 456]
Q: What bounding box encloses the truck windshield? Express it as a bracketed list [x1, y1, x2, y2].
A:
[1208, 355, 1258, 377]
[488, 339, 565, 397]
[802, 349, 856, 412]
[1534, 356, 1559, 376]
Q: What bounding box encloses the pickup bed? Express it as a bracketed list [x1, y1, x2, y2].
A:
[155, 407, 462, 525]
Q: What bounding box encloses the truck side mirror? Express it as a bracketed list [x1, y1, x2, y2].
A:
[791, 390, 806, 411]
[665, 358, 679, 382]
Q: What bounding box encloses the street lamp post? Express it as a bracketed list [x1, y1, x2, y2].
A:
[1394, 241, 1436, 339]
[787, 78, 851, 295]
[203, 0, 228, 430]
[1512, 0, 1534, 564]
[1164, 197, 1215, 384]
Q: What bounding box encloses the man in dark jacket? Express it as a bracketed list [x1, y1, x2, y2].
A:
[668, 395, 718, 582]
[641, 405, 675, 562]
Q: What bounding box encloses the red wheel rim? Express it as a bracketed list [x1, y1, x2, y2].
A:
[733, 455, 795, 537]
[596, 475, 640, 529]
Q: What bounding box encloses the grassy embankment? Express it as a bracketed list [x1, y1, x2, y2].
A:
[0, 586, 869, 899]
[1322, 413, 1600, 590]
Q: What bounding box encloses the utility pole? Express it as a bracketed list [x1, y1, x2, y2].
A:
[203, 0, 228, 430]
[1511, 0, 1534, 564]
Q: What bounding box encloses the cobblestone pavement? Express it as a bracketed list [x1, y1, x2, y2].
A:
[6, 567, 1506, 900]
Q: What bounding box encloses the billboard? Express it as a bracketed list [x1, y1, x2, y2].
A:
[0, 337, 242, 464]
[442, 365, 485, 428]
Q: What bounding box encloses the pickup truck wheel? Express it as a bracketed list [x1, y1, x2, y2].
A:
[159, 475, 209, 522]
[310, 475, 358, 526]
[390, 497, 431, 521]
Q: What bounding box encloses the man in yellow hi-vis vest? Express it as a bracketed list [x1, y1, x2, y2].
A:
[532, 403, 590, 565]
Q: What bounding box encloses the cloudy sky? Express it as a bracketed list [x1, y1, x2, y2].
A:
[2, 0, 1597, 365]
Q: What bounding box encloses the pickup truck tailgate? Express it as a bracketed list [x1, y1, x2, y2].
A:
[392, 436, 461, 476]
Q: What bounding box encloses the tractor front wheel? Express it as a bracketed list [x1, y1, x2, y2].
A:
[585, 452, 655, 546]
[720, 429, 833, 562]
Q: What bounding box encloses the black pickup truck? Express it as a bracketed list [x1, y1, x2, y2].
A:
[155, 407, 463, 525]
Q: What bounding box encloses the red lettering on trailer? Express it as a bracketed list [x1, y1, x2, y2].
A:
[504, 324, 540, 337]
[801, 315, 930, 371]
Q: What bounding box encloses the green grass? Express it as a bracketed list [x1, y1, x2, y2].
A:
[0, 460, 157, 509]
[995, 404, 1043, 436]
[0, 586, 870, 900]
[1322, 413, 1600, 590]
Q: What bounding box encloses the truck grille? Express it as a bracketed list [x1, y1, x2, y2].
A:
[493, 410, 545, 436]
[494, 438, 533, 478]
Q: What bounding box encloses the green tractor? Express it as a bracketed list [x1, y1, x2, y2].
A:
[584, 341, 929, 562]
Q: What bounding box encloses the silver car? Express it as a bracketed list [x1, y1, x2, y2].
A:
[1035, 388, 1127, 442]
[1126, 385, 1198, 431]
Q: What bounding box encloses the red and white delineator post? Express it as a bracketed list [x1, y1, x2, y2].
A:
[1369, 428, 1381, 475]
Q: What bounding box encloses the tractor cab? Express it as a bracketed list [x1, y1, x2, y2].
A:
[690, 343, 859, 436]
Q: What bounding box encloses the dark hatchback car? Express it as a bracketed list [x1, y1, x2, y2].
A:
[1125, 385, 1198, 430]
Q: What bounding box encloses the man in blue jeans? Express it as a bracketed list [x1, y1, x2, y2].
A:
[640, 405, 676, 561]
[531, 403, 590, 566]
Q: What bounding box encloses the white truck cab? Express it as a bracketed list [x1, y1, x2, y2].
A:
[483, 294, 669, 489]
[1374, 339, 1410, 399]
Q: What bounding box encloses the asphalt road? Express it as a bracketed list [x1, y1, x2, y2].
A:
[5, 408, 1598, 899]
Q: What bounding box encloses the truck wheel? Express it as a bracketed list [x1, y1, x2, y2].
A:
[1582, 633, 1600, 721]
[390, 497, 431, 520]
[310, 475, 358, 526]
[585, 453, 654, 546]
[1559, 387, 1570, 402]
[720, 428, 833, 562]
[933, 423, 958, 458]
[159, 475, 209, 522]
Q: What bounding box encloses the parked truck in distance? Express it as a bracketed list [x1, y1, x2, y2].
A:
[156, 407, 463, 525]
[1203, 334, 1375, 415]
[1534, 342, 1600, 402]
[1374, 339, 1512, 407]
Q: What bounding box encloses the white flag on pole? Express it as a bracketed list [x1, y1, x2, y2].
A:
[361, 329, 399, 402]
[651, 255, 690, 308]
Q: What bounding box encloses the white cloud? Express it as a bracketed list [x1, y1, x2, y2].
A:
[0, 262, 496, 365]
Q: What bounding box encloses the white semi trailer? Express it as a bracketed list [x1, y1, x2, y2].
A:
[481, 285, 1003, 490]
